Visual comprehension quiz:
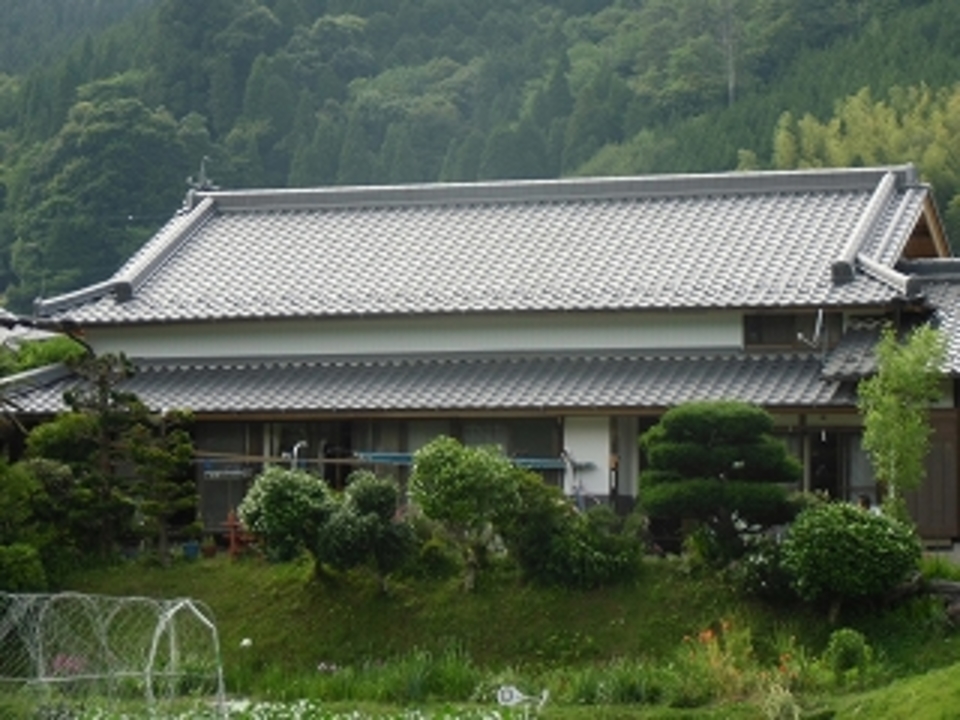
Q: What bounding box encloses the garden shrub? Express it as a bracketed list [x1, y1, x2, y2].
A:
[0, 543, 48, 591]
[781, 502, 921, 611]
[315, 509, 377, 571]
[238, 466, 333, 562]
[822, 628, 873, 685]
[401, 514, 462, 580]
[410, 437, 521, 589]
[734, 534, 797, 602]
[498, 471, 641, 589]
[639, 401, 802, 565]
[411, 536, 463, 580]
[544, 512, 640, 589]
[311, 471, 414, 588]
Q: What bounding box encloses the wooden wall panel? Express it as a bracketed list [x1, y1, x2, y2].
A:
[907, 413, 959, 541]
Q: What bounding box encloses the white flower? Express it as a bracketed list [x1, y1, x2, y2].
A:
[240, 637, 252, 648]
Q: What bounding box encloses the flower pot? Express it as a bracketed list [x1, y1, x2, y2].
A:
[182, 540, 200, 561]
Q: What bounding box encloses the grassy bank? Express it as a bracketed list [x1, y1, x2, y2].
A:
[65, 554, 809, 672]
[53, 552, 960, 717]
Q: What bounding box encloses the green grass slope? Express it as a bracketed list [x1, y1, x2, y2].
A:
[61, 553, 960, 716]
[835, 661, 960, 719]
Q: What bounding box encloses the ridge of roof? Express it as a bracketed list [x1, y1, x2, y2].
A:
[127, 347, 787, 370]
[898, 258, 960, 280]
[191, 165, 920, 213]
[856, 252, 921, 297]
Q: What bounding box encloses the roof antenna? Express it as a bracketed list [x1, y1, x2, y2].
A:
[187, 156, 218, 191]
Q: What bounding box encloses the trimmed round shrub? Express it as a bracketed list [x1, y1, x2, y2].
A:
[646, 437, 800, 484]
[345, 470, 400, 521]
[823, 627, 873, 678]
[238, 466, 333, 561]
[781, 502, 921, 605]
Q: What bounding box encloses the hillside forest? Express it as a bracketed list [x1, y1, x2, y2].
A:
[2, 0, 960, 312]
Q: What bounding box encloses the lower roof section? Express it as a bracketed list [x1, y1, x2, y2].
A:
[6, 351, 853, 417]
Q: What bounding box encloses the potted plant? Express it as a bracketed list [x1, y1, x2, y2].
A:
[201, 534, 218, 558]
[181, 521, 204, 561]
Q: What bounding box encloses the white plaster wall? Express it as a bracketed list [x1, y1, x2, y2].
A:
[85, 310, 742, 358]
[563, 416, 611, 499]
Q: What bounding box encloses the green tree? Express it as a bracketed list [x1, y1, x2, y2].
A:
[7, 92, 187, 309]
[148, 0, 246, 118]
[478, 119, 548, 180]
[27, 354, 140, 558]
[289, 110, 343, 186]
[379, 122, 421, 183]
[857, 324, 946, 506]
[336, 112, 376, 185]
[23, 353, 192, 561]
[0, 336, 86, 377]
[639, 401, 801, 564]
[410, 436, 520, 590]
[562, 62, 631, 172]
[126, 409, 196, 566]
[770, 84, 960, 249]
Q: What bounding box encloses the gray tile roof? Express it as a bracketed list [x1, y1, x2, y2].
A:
[5, 352, 853, 416]
[822, 319, 884, 380]
[922, 282, 960, 375]
[823, 264, 960, 379]
[36, 166, 935, 325]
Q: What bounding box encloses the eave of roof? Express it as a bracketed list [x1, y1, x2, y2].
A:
[6, 351, 853, 418]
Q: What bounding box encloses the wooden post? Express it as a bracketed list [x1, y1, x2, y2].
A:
[223, 508, 244, 560]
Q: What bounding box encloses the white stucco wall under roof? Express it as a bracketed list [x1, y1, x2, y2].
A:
[82, 309, 742, 359]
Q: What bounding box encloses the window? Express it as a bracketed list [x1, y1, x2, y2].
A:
[744, 312, 842, 349]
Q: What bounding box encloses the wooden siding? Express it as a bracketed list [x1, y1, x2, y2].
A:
[907, 412, 960, 540]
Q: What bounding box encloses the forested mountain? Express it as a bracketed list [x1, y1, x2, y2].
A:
[0, 0, 153, 74]
[1, 0, 959, 312]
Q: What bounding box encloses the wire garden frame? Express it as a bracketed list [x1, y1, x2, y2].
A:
[0, 591, 226, 716]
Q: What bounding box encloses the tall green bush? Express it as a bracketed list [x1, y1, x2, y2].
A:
[412, 437, 639, 589]
[22, 353, 198, 563]
[240, 467, 413, 586]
